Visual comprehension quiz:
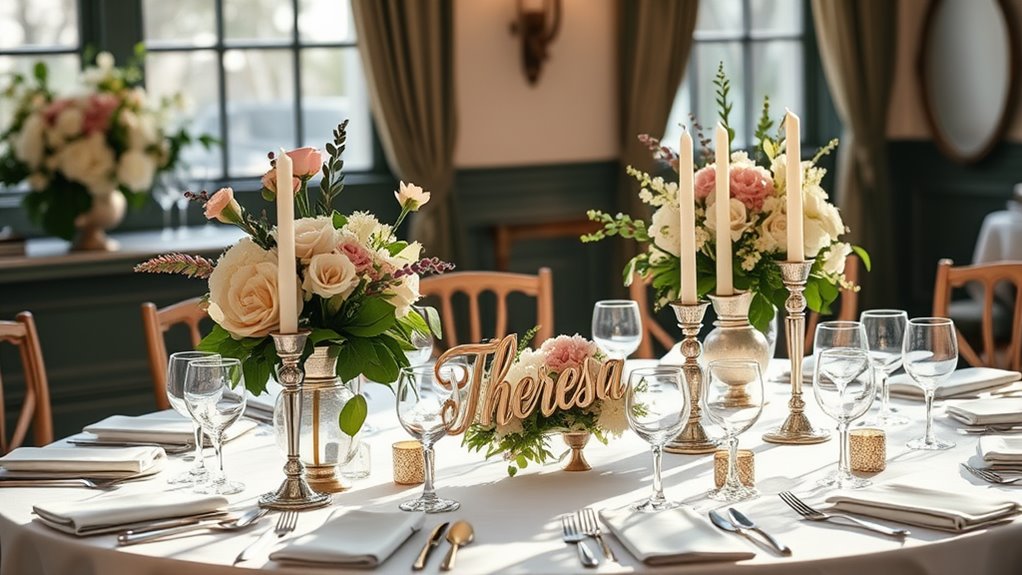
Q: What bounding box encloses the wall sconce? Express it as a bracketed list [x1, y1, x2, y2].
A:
[510, 0, 561, 85]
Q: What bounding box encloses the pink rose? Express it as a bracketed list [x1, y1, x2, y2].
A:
[694, 166, 715, 201]
[729, 165, 774, 211]
[42, 98, 72, 125]
[286, 147, 322, 178]
[82, 93, 118, 134]
[204, 187, 242, 223]
[540, 335, 598, 373]
[261, 167, 300, 197]
[338, 239, 374, 273]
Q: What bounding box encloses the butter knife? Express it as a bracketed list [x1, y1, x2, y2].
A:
[413, 522, 449, 570]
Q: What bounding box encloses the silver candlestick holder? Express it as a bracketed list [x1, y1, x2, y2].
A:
[763, 260, 830, 445]
[260, 330, 332, 510]
[665, 300, 716, 454]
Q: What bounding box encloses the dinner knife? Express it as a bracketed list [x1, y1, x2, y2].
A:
[413, 522, 450, 570]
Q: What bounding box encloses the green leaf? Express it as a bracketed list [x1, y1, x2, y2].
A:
[261, 188, 275, 202]
[196, 324, 233, 352]
[748, 292, 775, 332]
[516, 454, 528, 469]
[851, 245, 872, 272]
[804, 281, 823, 312]
[364, 340, 400, 383]
[332, 211, 347, 229]
[345, 298, 397, 338]
[386, 241, 409, 256]
[336, 337, 378, 382]
[507, 465, 518, 477]
[243, 343, 275, 396]
[32, 61, 47, 83]
[338, 394, 367, 436]
[309, 328, 342, 346]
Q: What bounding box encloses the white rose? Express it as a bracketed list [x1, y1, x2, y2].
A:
[116, 149, 157, 192]
[207, 238, 299, 339]
[59, 132, 116, 195]
[818, 202, 844, 238]
[302, 252, 358, 300]
[803, 217, 831, 258]
[705, 197, 751, 241]
[821, 242, 852, 276]
[96, 51, 115, 70]
[389, 274, 420, 317]
[127, 113, 158, 150]
[648, 204, 680, 257]
[760, 210, 788, 253]
[14, 113, 45, 169]
[292, 216, 338, 262]
[55, 107, 83, 139]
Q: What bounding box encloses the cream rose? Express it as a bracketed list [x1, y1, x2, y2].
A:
[803, 217, 831, 258]
[59, 132, 115, 195]
[760, 210, 788, 253]
[302, 252, 359, 300]
[55, 106, 84, 139]
[116, 149, 157, 192]
[14, 113, 45, 169]
[705, 197, 751, 241]
[395, 181, 431, 211]
[648, 204, 680, 257]
[821, 242, 852, 276]
[293, 216, 338, 262]
[389, 274, 420, 317]
[207, 238, 300, 339]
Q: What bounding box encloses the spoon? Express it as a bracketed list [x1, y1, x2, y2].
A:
[727, 508, 791, 556]
[440, 521, 475, 571]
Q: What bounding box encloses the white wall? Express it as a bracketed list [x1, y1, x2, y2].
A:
[453, 0, 619, 168]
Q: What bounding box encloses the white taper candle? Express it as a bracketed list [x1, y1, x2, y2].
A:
[714, 123, 733, 296]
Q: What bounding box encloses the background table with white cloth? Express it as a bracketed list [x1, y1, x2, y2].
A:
[2, 360, 1022, 575]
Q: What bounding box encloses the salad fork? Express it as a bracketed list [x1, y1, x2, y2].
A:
[560, 515, 599, 568]
[962, 464, 1022, 485]
[778, 491, 910, 538]
[576, 508, 615, 562]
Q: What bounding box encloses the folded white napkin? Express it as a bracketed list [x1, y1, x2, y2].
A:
[34, 492, 228, 536]
[83, 414, 257, 444]
[947, 398, 1022, 426]
[600, 507, 755, 565]
[0, 446, 164, 477]
[889, 368, 1021, 400]
[270, 510, 424, 568]
[825, 482, 1020, 532]
[980, 435, 1022, 464]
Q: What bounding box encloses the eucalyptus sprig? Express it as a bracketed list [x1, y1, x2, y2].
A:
[317, 120, 348, 215]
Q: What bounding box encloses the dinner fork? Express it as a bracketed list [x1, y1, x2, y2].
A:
[576, 508, 615, 562]
[778, 491, 910, 538]
[233, 510, 299, 564]
[962, 464, 1022, 485]
[0, 476, 130, 490]
[560, 515, 599, 568]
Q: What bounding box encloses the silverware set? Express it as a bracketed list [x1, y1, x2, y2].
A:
[233, 510, 299, 564]
[778, 491, 910, 538]
[962, 464, 1022, 485]
[413, 520, 474, 571]
[708, 508, 791, 556]
[118, 506, 269, 546]
[558, 508, 616, 568]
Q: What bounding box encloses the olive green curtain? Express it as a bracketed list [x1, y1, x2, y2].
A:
[351, 0, 458, 262]
[619, 0, 699, 219]
[811, 0, 898, 306]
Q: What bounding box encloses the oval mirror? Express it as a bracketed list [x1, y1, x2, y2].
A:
[919, 0, 1018, 164]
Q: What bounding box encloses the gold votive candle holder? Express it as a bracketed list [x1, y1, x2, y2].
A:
[393, 440, 425, 485]
[850, 428, 886, 473]
[713, 449, 755, 488]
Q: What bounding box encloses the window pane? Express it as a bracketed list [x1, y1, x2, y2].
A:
[750, 41, 803, 137]
[694, 42, 746, 148]
[0, 0, 77, 49]
[224, 0, 294, 42]
[695, 0, 742, 37]
[662, 78, 693, 156]
[224, 49, 295, 176]
[299, 0, 356, 43]
[143, 0, 216, 47]
[300, 48, 371, 170]
[0, 55, 78, 131]
[146, 51, 224, 178]
[750, 0, 803, 36]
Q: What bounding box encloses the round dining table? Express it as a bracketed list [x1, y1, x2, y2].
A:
[2, 359, 1022, 575]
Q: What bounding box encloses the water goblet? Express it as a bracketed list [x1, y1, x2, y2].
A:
[165, 351, 219, 485]
[406, 305, 435, 365]
[592, 300, 642, 360]
[813, 348, 876, 488]
[625, 366, 689, 512]
[184, 357, 247, 495]
[703, 360, 763, 502]
[396, 359, 468, 513]
[860, 310, 909, 427]
[904, 317, 958, 450]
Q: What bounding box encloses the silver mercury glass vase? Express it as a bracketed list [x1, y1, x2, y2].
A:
[701, 291, 770, 407]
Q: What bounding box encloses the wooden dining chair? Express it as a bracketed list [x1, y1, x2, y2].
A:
[0, 312, 53, 453]
[418, 268, 554, 349]
[932, 258, 1022, 371]
[805, 254, 861, 354]
[629, 273, 676, 359]
[141, 297, 208, 410]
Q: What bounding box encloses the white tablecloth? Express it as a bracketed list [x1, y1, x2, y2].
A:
[3, 360, 1022, 574]
[973, 207, 1022, 266]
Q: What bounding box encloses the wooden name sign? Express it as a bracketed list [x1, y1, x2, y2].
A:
[434, 334, 625, 435]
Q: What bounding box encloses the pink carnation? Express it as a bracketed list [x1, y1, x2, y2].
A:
[82, 93, 118, 134]
[541, 335, 598, 373]
[338, 239, 374, 274]
[729, 165, 774, 211]
[694, 166, 715, 201]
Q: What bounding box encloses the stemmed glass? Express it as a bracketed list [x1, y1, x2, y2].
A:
[813, 348, 876, 488]
[904, 317, 959, 451]
[152, 171, 180, 238]
[183, 357, 247, 495]
[396, 359, 468, 513]
[861, 310, 909, 427]
[165, 351, 219, 485]
[814, 320, 867, 354]
[592, 300, 642, 360]
[703, 360, 764, 502]
[625, 367, 689, 512]
[406, 306, 435, 365]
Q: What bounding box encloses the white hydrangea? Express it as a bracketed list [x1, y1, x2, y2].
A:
[596, 397, 628, 436]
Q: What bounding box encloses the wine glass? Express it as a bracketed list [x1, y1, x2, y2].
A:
[813, 348, 876, 488]
[703, 360, 763, 502]
[625, 367, 689, 512]
[406, 306, 435, 365]
[814, 320, 867, 353]
[860, 310, 909, 427]
[904, 317, 958, 451]
[592, 300, 642, 360]
[152, 171, 180, 238]
[183, 357, 247, 495]
[396, 359, 468, 513]
[165, 351, 219, 485]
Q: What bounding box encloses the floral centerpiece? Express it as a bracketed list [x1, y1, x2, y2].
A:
[0, 50, 213, 244]
[583, 65, 868, 331]
[463, 332, 628, 476]
[137, 120, 450, 434]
